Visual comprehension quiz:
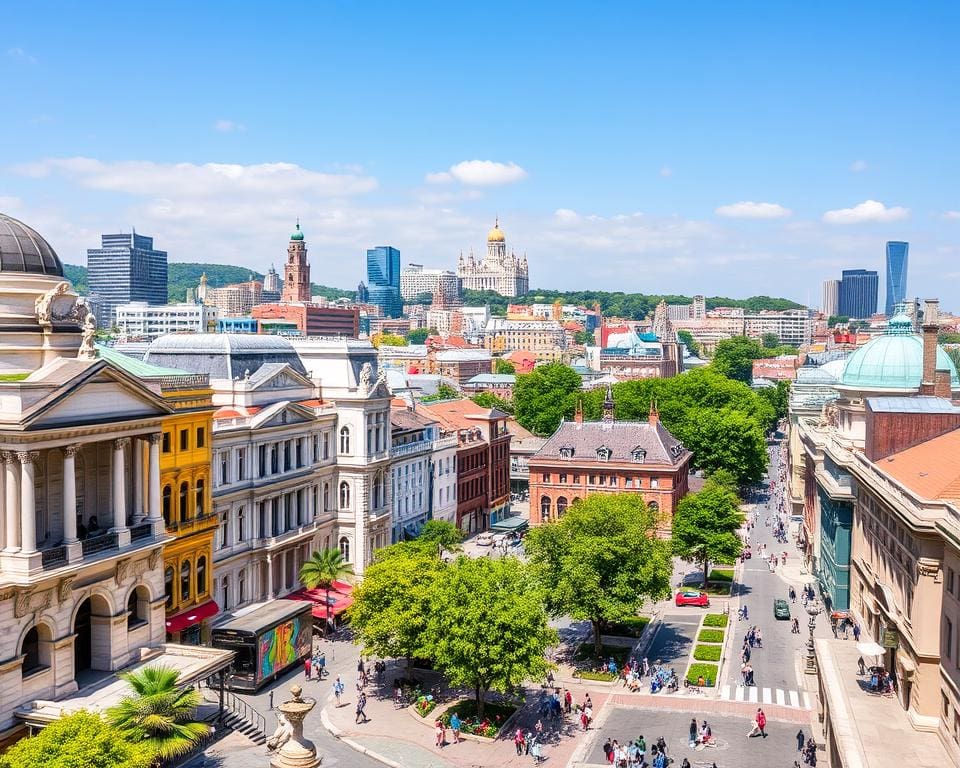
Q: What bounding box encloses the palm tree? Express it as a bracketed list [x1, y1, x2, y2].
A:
[299, 548, 353, 634]
[106, 665, 210, 761]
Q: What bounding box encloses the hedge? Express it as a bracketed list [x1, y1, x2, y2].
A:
[709, 568, 734, 582]
[685, 663, 719, 686]
[697, 629, 725, 643]
[577, 670, 617, 682]
[693, 644, 722, 661]
[703, 613, 729, 628]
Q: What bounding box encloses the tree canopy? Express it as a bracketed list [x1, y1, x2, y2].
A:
[672, 475, 745, 587]
[678, 408, 768, 486]
[371, 332, 407, 348]
[525, 493, 672, 654]
[513, 362, 582, 435]
[494, 358, 516, 374]
[421, 383, 461, 402]
[711, 336, 764, 383]
[470, 392, 514, 414]
[406, 327, 435, 344]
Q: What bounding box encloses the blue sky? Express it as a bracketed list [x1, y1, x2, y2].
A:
[3, 2, 960, 307]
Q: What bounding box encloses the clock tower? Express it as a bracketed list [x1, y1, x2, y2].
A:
[282, 221, 311, 303]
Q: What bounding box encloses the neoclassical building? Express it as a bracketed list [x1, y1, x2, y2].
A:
[0, 214, 170, 738]
[456, 219, 529, 297]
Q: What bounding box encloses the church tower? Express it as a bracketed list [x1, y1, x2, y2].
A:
[282, 221, 311, 303]
[486, 217, 507, 265]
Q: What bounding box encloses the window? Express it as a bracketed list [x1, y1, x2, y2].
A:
[162, 485, 172, 526]
[339, 536, 350, 561]
[557, 496, 568, 516]
[589, 475, 596, 485]
[127, 587, 147, 629]
[219, 513, 228, 549]
[339, 482, 351, 509]
[258, 445, 267, 477]
[540, 495, 551, 520]
[631, 447, 646, 463]
[949, 568, 956, 595]
[323, 483, 330, 512]
[648, 500, 660, 514]
[180, 560, 192, 601]
[180, 429, 189, 451]
[271, 445, 279, 474]
[625, 477, 633, 488]
[196, 556, 207, 597]
[947, 618, 954, 660]
[221, 576, 230, 611]
[195, 478, 205, 516]
[238, 507, 245, 541]
[179, 482, 189, 522]
[559, 473, 567, 483]
[573, 474, 580, 484]
[21, 626, 41, 674]
[196, 427, 205, 448]
[596, 447, 611, 461]
[164, 567, 174, 608]
[559, 446, 575, 460]
[237, 448, 245, 480]
[323, 433, 330, 460]
[542, 473, 551, 482]
[162, 431, 171, 453]
[340, 426, 351, 454]
[238, 569, 246, 604]
[598, 475, 606, 486]
[651, 478, 660, 489]
[220, 453, 228, 485]
[295, 440, 303, 468]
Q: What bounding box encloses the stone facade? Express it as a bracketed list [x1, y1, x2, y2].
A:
[456, 220, 529, 298]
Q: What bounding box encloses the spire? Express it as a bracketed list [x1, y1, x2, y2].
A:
[602, 383, 615, 422]
[649, 399, 659, 427]
[574, 397, 584, 424]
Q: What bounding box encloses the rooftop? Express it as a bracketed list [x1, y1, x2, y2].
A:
[879, 426, 960, 502]
[533, 417, 689, 466]
[144, 333, 308, 380]
[418, 398, 510, 432]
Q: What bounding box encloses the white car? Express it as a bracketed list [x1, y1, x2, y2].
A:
[475, 533, 495, 547]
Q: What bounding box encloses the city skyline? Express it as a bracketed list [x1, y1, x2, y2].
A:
[3, 3, 960, 305]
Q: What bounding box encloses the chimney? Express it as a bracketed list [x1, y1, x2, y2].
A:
[921, 299, 940, 395]
[602, 383, 615, 422]
[574, 398, 584, 424]
[935, 369, 952, 399]
[648, 400, 660, 427]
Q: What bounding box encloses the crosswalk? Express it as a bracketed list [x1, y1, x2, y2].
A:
[719, 683, 811, 710]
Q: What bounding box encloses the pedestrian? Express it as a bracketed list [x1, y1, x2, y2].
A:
[656, 735, 667, 755]
[579, 708, 589, 731]
[333, 675, 344, 706]
[853, 623, 861, 641]
[450, 712, 461, 744]
[515, 728, 526, 755]
[831, 620, 838, 639]
[269, 690, 274, 710]
[304, 656, 311, 681]
[546, 670, 555, 688]
[757, 708, 767, 738]
[789, 586, 796, 604]
[792, 617, 800, 634]
[796, 729, 805, 752]
[858, 656, 866, 676]
[689, 717, 698, 747]
[603, 740, 614, 764]
[756, 627, 763, 648]
[635, 735, 646, 759]
[535, 718, 544, 739]
[318, 651, 326, 679]
[681, 759, 692, 768]
[564, 688, 573, 714]
[355, 692, 368, 723]
[435, 718, 445, 748]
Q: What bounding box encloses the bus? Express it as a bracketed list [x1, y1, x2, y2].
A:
[211, 600, 313, 692]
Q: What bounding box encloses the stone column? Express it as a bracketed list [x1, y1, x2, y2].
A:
[112, 438, 130, 531]
[133, 438, 144, 520]
[148, 434, 162, 521]
[63, 445, 80, 543]
[266, 554, 274, 598]
[3, 453, 19, 552]
[18, 451, 39, 555]
[264, 498, 274, 538]
[0, 456, 5, 552]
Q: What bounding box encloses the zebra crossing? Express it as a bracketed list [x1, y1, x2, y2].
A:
[719, 684, 811, 710]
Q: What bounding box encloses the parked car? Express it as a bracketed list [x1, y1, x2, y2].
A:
[675, 590, 710, 608]
[774, 598, 791, 620]
[475, 533, 495, 546]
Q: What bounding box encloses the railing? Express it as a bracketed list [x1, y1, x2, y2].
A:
[130, 523, 153, 541]
[391, 439, 433, 459]
[166, 512, 218, 534]
[224, 690, 266, 739]
[81, 531, 118, 557]
[41, 545, 68, 569]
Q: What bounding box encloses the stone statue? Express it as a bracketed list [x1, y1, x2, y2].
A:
[358, 362, 373, 395]
[78, 313, 97, 360]
[269, 684, 319, 768]
[266, 712, 294, 752]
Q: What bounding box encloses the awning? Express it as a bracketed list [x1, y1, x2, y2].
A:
[287, 582, 354, 621]
[166, 599, 220, 634]
[490, 515, 529, 532]
[856, 641, 885, 657]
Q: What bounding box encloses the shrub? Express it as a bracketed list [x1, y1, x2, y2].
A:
[576, 670, 617, 682]
[414, 694, 438, 718]
[693, 644, 722, 661]
[709, 568, 734, 582]
[604, 616, 651, 638]
[686, 663, 719, 686]
[697, 629, 725, 643]
[574, 643, 631, 666]
[440, 700, 516, 738]
[703, 613, 729, 628]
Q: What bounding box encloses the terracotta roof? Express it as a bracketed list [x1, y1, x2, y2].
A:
[880, 427, 960, 502]
[213, 405, 262, 419]
[532, 418, 689, 466]
[418, 398, 508, 432]
[390, 406, 437, 432]
[297, 399, 327, 408]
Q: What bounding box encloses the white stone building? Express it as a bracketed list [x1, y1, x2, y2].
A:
[430, 430, 459, 526]
[400, 265, 459, 303]
[114, 301, 218, 340]
[388, 407, 436, 542]
[456, 220, 529, 297]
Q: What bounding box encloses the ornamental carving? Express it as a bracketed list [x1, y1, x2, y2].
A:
[114, 437, 131, 451]
[38, 589, 52, 612]
[57, 576, 76, 603]
[116, 558, 131, 585]
[16, 450, 39, 465]
[35, 281, 79, 326]
[148, 548, 162, 571]
[64, 444, 82, 458]
[14, 588, 33, 618]
[917, 558, 941, 579]
[148, 432, 163, 446]
[78, 312, 97, 360]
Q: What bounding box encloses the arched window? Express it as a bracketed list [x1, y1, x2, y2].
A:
[21, 626, 40, 674]
[180, 559, 192, 602]
[127, 586, 149, 629]
[237, 507, 245, 541]
[339, 536, 350, 561]
[238, 568, 246, 604]
[339, 426, 351, 454]
[221, 576, 230, 610]
[339, 481, 350, 509]
[162, 485, 172, 526]
[540, 495, 551, 520]
[195, 478, 205, 516]
[218, 513, 228, 549]
[179, 482, 189, 522]
[164, 566, 174, 608]
[648, 500, 660, 514]
[323, 483, 330, 512]
[196, 556, 208, 597]
[557, 496, 568, 516]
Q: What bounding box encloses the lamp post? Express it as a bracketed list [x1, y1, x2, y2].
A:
[805, 603, 821, 675]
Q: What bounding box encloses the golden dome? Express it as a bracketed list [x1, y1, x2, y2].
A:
[487, 217, 505, 242]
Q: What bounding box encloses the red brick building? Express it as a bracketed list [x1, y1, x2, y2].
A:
[251, 302, 360, 337]
[527, 395, 691, 531]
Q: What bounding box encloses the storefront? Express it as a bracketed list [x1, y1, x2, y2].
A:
[165, 599, 219, 645]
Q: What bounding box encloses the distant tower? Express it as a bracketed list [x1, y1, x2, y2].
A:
[602, 383, 615, 422]
[885, 241, 909, 317]
[264, 264, 280, 293]
[282, 221, 311, 303]
[197, 272, 208, 303]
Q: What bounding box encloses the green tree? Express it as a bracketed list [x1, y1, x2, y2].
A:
[406, 327, 435, 344]
[349, 544, 444, 670]
[0, 711, 154, 768]
[760, 332, 780, 349]
[827, 315, 849, 326]
[513, 362, 582, 435]
[672, 476, 745, 587]
[106, 666, 209, 760]
[371, 332, 407, 348]
[758, 380, 790, 421]
[427, 556, 555, 718]
[470, 391, 514, 414]
[416, 519, 464, 554]
[574, 329, 595, 345]
[525, 493, 672, 655]
[679, 408, 768, 486]
[494, 358, 516, 374]
[421, 383, 461, 402]
[677, 329, 701, 356]
[300, 549, 353, 634]
[711, 336, 765, 383]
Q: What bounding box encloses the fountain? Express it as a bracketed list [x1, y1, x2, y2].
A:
[267, 684, 320, 768]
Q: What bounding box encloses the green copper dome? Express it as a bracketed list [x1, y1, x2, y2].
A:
[840, 313, 959, 390]
[290, 221, 304, 241]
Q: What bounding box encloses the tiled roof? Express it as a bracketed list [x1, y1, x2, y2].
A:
[418, 398, 507, 431]
[880, 427, 960, 502]
[390, 406, 436, 432]
[532, 419, 688, 466]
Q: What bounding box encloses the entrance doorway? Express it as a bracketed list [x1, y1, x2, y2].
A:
[73, 599, 92, 676]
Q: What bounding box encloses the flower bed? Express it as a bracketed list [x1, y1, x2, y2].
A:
[413, 693, 438, 718]
[441, 700, 517, 739]
[697, 629, 725, 643]
[693, 644, 722, 662]
[703, 613, 729, 628]
[685, 663, 718, 686]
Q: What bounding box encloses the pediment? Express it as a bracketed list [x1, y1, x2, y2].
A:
[251, 401, 316, 429]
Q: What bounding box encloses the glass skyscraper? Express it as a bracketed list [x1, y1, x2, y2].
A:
[884, 241, 909, 316]
[839, 268, 879, 320]
[366, 246, 401, 319]
[87, 232, 168, 328]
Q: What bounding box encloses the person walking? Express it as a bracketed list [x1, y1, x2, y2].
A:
[796, 729, 805, 752]
[603, 739, 614, 764]
[515, 728, 526, 755]
[304, 656, 312, 681]
[450, 712, 461, 744]
[564, 688, 573, 714]
[689, 717, 698, 747]
[756, 708, 767, 738]
[656, 736, 667, 755]
[435, 718, 446, 748]
[318, 651, 326, 679]
[355, 691, 368, 723]
[333, 675, 344, 707]
[858, 656, 867, 676]
[853, 623, 861, 642]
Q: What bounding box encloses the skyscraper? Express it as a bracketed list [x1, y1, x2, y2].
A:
[884, 241, 909, 316]
[87, 231, 168, 327]
[366, 246, 401, 318]
[839, 269, 879, 319]
[822, 279, 840, 318]
[281, 223, 311, 303]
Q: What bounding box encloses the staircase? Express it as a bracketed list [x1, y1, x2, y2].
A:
[202, 685, 268, 746]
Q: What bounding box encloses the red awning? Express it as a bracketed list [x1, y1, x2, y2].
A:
[287, 584, 354, 620]
[166, 600, 220, 633]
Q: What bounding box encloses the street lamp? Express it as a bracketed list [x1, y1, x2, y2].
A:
[805, 603, 820, 675]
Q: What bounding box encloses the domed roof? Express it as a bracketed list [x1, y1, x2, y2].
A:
[291, 221, 304, 241]
[487, 218, 505, 242]
[840, 313, 959, 390]
[0, 213, 64, 276]
[144, 333, 308, 380]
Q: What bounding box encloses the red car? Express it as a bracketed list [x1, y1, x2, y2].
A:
[675, 590, 710, 607]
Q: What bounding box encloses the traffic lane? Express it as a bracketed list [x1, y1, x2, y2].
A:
[645, 614, 702, 668]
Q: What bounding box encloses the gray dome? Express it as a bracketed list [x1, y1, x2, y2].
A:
[144, 333, 308, 380]
[0, 213, 64, 276]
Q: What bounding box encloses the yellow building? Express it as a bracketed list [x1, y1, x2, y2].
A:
[98, 348, 218, 644]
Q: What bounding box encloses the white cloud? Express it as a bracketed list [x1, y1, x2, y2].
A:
[715, 201, 792, 219]
[822, 199, 910, 224]
[213, 119, 245, 133]
[17, 157, 378, 198]
[942, 211, 960, 220]
[6, 47, 37, 64]
[659, 167, 673, 178]
[849, 160, 868, 173]
[425, 160, 527, 186]
[0, 196, 22, 212]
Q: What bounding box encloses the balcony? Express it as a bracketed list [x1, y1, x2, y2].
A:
[166, 512, 219, 537]
[130, 522, 153, 542]
[81, 532, 120, 557]
[391, 439, 433, 459]
[432, 435, 459, 451]
[41, 546, 68, 569]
